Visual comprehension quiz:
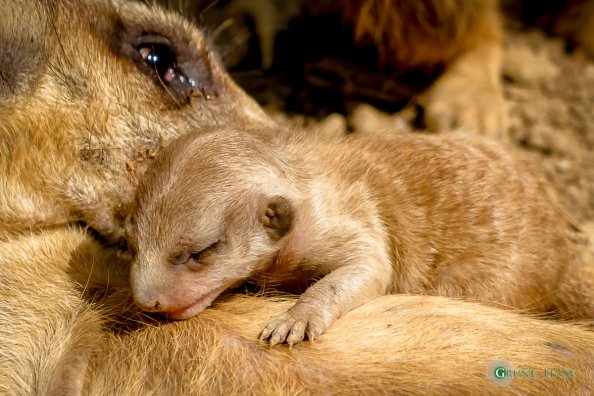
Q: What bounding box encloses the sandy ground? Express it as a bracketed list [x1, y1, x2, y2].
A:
[502, 28, 594, 259]
[502, 30, 594, 229]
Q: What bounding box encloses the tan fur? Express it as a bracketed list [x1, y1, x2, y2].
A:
[342, 0, 506, 139]
[128, 130, 593, 346]
[343, 0, 501, 68]
[1, 0, 593, 393]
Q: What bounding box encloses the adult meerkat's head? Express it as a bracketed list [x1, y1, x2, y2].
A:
[125, 130, 296, 319]
[0, 0, 274, 241]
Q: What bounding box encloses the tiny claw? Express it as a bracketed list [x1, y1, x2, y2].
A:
[269, 331, 284, 347]
[286, 321, 306, 346]
[306, 328, 319, 343]
[260, 308, 331, 347]
[259, 326, 272, 342]
[306, 320, 324, 342]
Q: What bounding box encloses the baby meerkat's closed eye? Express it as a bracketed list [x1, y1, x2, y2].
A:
[259, 196, 294, 241]
[189, 240, 220, 261]
[173, 240, 221, 270]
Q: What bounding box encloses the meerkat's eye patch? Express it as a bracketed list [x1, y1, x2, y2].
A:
[259, 196, 294, 241]
[113, 10, 220, 106]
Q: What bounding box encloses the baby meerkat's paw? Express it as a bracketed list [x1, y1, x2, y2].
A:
[259, 307, 331, 347]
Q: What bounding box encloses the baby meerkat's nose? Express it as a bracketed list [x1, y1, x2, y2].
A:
[133, 290, 164, 312]
[131, 259, 168, 312]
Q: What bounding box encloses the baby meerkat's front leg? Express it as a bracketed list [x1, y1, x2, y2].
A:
[260, 254, 392, 347]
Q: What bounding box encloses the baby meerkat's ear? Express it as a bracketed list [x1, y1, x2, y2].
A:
[259, 196, 294, 241]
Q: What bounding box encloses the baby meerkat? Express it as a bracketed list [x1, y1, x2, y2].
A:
[126, 129, 594, 347]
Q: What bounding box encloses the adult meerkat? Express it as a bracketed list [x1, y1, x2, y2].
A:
[127, 130, 594, 346]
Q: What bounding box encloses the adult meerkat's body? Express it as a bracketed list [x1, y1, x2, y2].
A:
[347, 0, 506, 138]
[128, 130, 594, 346]
[3, 228, 594, 394]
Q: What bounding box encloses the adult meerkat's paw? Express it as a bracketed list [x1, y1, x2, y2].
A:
[259, 307, 331, 347]
[422, 42, 507, 141]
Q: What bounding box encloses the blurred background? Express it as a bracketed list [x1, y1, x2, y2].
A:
[156, 1, 593, 116]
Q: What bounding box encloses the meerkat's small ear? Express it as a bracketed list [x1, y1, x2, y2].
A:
[259, 196, 294, 241]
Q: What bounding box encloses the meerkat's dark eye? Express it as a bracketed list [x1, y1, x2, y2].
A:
[134, 35, 206, 103]
[123, 32, 217, 105]
[137, 42, 198, 92]
[138, 43, 179, 84]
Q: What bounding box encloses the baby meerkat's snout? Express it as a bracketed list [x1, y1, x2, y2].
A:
[130, 258, 168, 313]
[132, 288, 163, 312]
